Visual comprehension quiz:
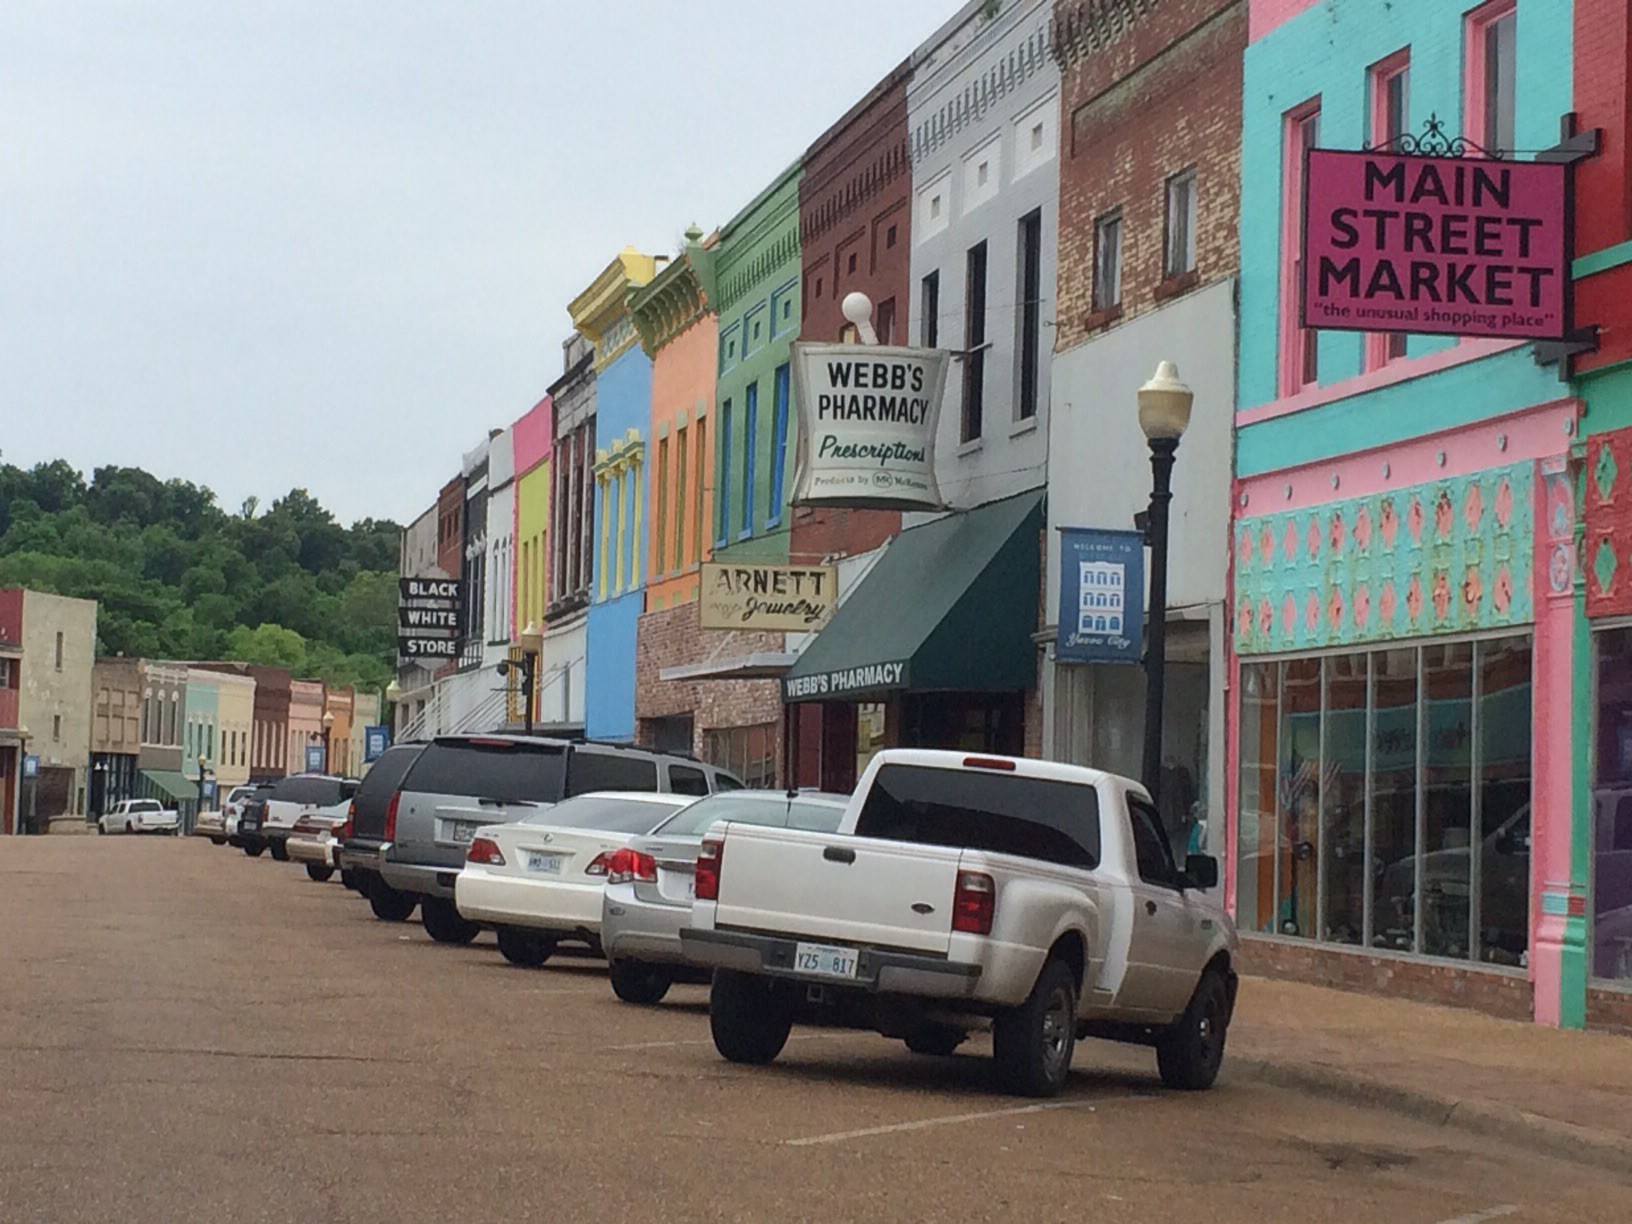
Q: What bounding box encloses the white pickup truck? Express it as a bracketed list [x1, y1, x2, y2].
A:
[680, 749, 1238, 1097]
[97, 798, 181, 836]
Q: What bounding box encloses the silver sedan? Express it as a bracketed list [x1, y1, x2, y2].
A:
[600, 790, 849, 1004]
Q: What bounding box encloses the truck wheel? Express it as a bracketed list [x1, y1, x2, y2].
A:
[421, 897, 480, 945]
[992, 957, 1078, 1098]
[210, 837, 227, 846]
[367, 883, 417, 922]
[1156, 969, 1230, 1091]
[305, 864, 335, 883]
[904, 1024, 966, 1057]
[497, 927, 554, 967]
[608, 960, 672, 1005]
[340, 868, 358, 891]
[709, 970, 792, 1065]
[269, 841, 289, 862]
[244, 843, 265, 858]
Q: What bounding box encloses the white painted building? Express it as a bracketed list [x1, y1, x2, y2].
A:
[907, 0, 1060, 513]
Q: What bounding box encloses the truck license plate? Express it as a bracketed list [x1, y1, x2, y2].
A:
[793, 942, 858, 979]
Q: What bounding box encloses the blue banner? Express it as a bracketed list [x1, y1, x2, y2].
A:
[364, 725, 391, 763]
[1057, 528, 1144, 665]
[22, 754, 38, 779]
[305, 745, 327, 773]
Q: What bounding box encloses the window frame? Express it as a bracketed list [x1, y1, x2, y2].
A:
[1465, 0, 1518, 155]
[1017, 208, 1043, 421]
[1279, 99, 1322, 396]
[768, 364, 790, 528]
[961, 240, 989, 444]
[740, 381, 758, 540]
[654, 436, 669, 577]
[1366, 51, 1412, 370]
[716, 400, 733, 547]
[1162, 168, 1198, 280]
[921, 270, 940, 349]
[1092, 210, 1122, 314]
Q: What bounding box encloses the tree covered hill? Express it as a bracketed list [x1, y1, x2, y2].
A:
[0, 459, 400, 692]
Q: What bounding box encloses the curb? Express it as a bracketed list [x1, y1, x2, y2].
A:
[1233, 1055, 1632, 1174]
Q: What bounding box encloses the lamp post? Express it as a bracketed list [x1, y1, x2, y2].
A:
[499, 623, 543, 736]
[321, 711, 335, 773]
[1136, 360, 1194, 810]
[17, 725, 31, 836]
[194, 752, 208, 836]
[384, 681, 402, 738]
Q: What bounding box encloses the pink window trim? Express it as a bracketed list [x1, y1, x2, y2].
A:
[1365, 50, 1411, 373]
[1465, 0, 1517, 148]
[1278, 99, 1321, 398]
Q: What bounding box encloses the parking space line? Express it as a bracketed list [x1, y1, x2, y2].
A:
[609, 1032, 848, 1052]
[1434, 1208, 1519, 1224]
[784, 1093, 1148, 1147]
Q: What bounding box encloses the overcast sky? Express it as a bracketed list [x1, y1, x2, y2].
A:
[2, 0, 957, 526]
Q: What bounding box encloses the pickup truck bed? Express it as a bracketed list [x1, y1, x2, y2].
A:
[682, 749, 1237, 1097]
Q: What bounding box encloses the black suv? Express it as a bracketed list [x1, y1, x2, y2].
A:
[334, 742, 426, 922]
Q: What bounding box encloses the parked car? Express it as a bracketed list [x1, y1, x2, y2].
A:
[97, 798, 180, 836]
[601, 790, 850, 1004]
[335, 742, 427, 922]
[232, 783, 277, 856]
[220, 785, 258, 842]
[193, 807, 228, 844]
[681, 748, 1238, 1098]
[257, 774, 358, 861]
[455, 792, 691, 962]
[287, 810, 347, 882]
[378, 734, 741, 945]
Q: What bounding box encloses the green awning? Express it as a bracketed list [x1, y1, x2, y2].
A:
[140, 770, 195, 802]
[782, 488, 1044, 703]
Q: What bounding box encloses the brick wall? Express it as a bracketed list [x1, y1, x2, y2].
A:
[1053, 0, 1245, 354]
[1587, 986, 1632, 1036]
[1236, 935, 1535, 1022]
[634, 601, 785, 762]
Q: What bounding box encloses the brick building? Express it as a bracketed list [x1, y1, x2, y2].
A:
[89, 657, 141, 818]
[1043, 0, 1245, 856]
[0, 588, 97, 831]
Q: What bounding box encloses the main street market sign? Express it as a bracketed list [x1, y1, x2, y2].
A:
[790, 342, 950, 511]
[1301, 133, 1570, 342]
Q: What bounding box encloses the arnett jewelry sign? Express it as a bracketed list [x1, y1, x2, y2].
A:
[700, 562, 838, 632]
[1301, 148, 1569, 341]
[790, 342, 950, 510]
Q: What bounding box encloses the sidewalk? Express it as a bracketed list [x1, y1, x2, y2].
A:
[1227, 976, 1632, 1171]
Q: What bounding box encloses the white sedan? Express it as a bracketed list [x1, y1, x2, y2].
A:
[455, 792, 690, 968]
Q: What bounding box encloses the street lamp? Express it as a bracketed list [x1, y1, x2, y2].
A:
[499, 622, 543, 736]
[195, 752, 209, 836]
[16, 724, 31, 836]
[1136, 360, 1194, 810]
[384, 680, 402, 741]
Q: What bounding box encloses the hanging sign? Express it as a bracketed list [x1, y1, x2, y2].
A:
[398, 574, 464, 660]
[700, 563, 839, 631]
[790, 342, 950, 510]
[1301, 148, 1569, 340]
[1056, 528, 1144, 665]
[363, 725, 392, 763]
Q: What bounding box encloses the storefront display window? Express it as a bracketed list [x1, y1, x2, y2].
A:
[703, 723, 778, 789]
[1235, 635, 1531, 967]
[1592, 628, 1632, 984]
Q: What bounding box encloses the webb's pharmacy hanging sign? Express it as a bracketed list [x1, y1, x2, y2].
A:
[1301, 132, 1570, 342]
[790, 342, 950, 511]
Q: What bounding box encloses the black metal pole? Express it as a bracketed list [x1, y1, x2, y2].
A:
[522, 653, 536, 736]
[1141, 436, 1179, 809]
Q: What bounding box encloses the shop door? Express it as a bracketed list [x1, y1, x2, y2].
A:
[1, 749, 14, 835]
[820, 703, 858, 794]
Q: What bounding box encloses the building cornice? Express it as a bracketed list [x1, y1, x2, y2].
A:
[629, 229, 717, 358]
[569, 248, 661, 371]
[910, 3, 1055, 167]
[716, 167, 803, 313]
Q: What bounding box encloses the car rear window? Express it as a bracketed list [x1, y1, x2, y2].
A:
[520, 794, 687, 834]
[132, 800, 162, 813]
[354, 745, 421, 807]
[653, 793, 847, 837]
[854, 764, 1101, 870]
[269, 776, 344, 806]
[404, 739, 567, 804]
[566, 750, 660, 796]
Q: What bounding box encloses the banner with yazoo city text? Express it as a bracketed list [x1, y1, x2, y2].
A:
[789, 342, 950, 511]
[1057, 528, 1144, 666]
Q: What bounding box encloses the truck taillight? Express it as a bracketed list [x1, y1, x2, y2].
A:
[694, 838, 723, 901]
[962, 755, 1016, 771]
[952, 870, 995, 935]
[467, 837, 505, 866]
[383, 793, 400, 842]
[338, 817, 354, 841]
[606, 848, 657, 885]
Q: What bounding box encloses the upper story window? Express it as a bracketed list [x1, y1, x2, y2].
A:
[1092, 211, 1122, 313]
[1163, 169, 1197, 279]
[920, 271, 939, 348]
[1017, 209, 1043, 421]
[769, 365, 791, 528]
[1280, 101, 1322, 396]
[1468, 0, 1517, 153]
[1369, 52, 1411, 367]
[741, 382, 758, 539]
[961, 241, 988, 443]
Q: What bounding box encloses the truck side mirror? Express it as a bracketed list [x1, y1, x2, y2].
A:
[1183, 855, 1219, 891]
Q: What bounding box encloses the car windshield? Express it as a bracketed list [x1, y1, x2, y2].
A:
[652, 792, 848, 837]
[518, 794, 688, 835]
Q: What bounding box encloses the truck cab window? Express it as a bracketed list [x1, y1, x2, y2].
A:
[1129, 799, 1180, 888]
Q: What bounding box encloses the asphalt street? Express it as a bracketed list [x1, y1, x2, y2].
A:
[2, 837, 1630, 1223]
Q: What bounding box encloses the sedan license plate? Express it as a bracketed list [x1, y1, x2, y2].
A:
[525, 852, 563, 874]
[793, 942, 858, 980]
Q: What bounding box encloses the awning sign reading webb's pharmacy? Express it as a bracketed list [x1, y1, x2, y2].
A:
[790, 342, 950, 511]
[1301, 149, 1569, 341]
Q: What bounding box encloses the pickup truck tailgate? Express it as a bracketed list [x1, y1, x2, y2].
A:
[714, 825, 961, 954]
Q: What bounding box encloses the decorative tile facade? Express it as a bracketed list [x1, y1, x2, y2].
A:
[1586, 427, 1632, 618]
[1234, 462, 1536, 655]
